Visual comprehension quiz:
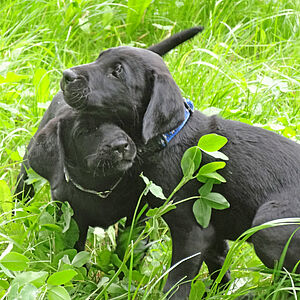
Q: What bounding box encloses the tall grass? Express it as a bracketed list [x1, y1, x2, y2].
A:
[0, 0, 299, 299]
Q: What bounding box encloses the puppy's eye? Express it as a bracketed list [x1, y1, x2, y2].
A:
[111, 64, 123, 78]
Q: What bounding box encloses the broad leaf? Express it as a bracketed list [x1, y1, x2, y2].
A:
[193, 199, 211, 228]
[47, 286, 71, 300]
[203, 150, 229, 160]
[197, 172, 226, 183]
[198, 180, 214, 196]
[71, 251, 90, 268]
[0, 252, 29, 271]
[189, 280, 206, 300]
[202, 193, 230, 210]
[14, 271, 48, 288]
[181, 146, 202, 177]
[19, 284, 38, 300]
[140, 173, 166, 199]
[198, 134, 227, 152]
[47, 269, 77, 285]
[198, 161, 226, 175]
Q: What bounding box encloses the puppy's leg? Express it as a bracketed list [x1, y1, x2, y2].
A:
[204, 239, 230, 284]
[164, 212, 216, 300]
[72, 213, 89, 252]
[251, 189, 300, 273]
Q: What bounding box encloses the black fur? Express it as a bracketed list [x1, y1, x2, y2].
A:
[59, 45, 300, 299]
[27, 109, 143, 251]
[15, 26, 203, 199]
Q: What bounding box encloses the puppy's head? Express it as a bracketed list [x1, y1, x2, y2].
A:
[59, 26, 205, 145]
[28, 112, 136, 184]
[60, 47, 186, 145]
[66, 115, 137, 176]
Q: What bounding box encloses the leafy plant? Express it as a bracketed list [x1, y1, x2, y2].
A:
[143, 133, 230, 228]
[1, 0, 299, 298]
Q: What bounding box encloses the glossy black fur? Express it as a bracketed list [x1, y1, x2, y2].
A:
[27, 109, 143, 250]
[15, 26, 204, 200]
[58, 44, 300, 299]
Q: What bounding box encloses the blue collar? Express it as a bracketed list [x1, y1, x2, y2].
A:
[157, 98, 194, 149]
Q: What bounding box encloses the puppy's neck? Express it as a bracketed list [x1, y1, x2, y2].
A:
[63, 160, 124, 192]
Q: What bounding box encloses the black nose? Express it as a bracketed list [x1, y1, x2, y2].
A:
[62, 69, 78, 84]
[112, 140, 130, 155]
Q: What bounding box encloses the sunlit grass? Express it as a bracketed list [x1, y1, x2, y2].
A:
[0, 0, 299, 299]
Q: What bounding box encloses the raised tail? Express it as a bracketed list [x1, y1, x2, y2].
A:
[147, 26, 204, 56]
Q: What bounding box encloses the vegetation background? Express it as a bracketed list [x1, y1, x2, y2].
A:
[0, 0, 299, 299]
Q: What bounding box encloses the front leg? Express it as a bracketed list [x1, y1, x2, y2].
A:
[71, 212, 89, 252]
[164, 211, 216, 300]
[204, 239, 230, 284]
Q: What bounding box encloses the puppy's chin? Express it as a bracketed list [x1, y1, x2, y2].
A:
[116, 160, 134, 172]
[89, 160, 133, 177]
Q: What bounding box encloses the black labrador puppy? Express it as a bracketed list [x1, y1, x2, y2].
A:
[59, 44, 300, 298]
[15, 26, 204, 200]
[26, 109, 143, 251]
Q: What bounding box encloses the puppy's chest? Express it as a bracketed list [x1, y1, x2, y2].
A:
[142, 152, 185, 194]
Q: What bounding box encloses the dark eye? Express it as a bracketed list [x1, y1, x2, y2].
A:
[111, 63, 123, 78]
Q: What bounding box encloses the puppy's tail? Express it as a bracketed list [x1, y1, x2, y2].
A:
[147, 26, 204, 56]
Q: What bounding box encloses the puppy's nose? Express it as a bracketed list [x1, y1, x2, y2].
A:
[62, 69, 78, 84]
[112, 140, 130, 155]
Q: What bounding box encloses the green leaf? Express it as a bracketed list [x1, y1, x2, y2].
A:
[14, 271, 48, 288]
[47, 269, 77, 285]
[197, 172, 226, 183]
[198, 180, 214, 196]
[0, 72, 29, 84]
[53, 250, 77, 268]
[40, 224, 62, 232]
[181, 146, 202, 177]
[0, 252, 29, 271]
[202, 193, 230, 210]
[193, 199, 211, 228]
[198, 134, 227, 152]
[61, 202, 73, 233]
[96, 249, 112, 272]
[198, 161, 226, 175]
[203, 150, 229, 160]
[0, 180, 12, 218]
[18, 284, 39, 300]
[140, 173, 166, 199]
[71, 251, 90, 268]
[24, 168, 48, 192]
[0, 279, 9, 289]
[148, 182, 166, 199]
[47, 286, 71, 300]
[189, 280, 206, 300]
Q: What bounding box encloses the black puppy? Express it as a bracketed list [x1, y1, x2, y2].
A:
[27, 110, 142, 251]
[15, 26, 204, 200]
[60, 45, 300, 299]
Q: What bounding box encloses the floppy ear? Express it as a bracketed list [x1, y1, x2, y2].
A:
[142, 72, 186, 144]
[28, 118, 65, 184]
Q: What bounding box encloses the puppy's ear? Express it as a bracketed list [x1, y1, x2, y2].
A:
[142, 72, 185, 144]
[28, 118, 65, 183]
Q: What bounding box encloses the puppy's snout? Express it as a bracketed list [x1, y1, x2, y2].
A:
[112, 140, 130, 155]
[62, 69, 79, 84]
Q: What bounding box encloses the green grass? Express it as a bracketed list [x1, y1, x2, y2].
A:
[0, 0, 300, 299]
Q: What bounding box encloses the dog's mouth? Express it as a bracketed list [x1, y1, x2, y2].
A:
[115, 159, 134, 172]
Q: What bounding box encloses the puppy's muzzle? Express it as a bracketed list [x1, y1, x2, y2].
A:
[61, 69, 90, 109]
